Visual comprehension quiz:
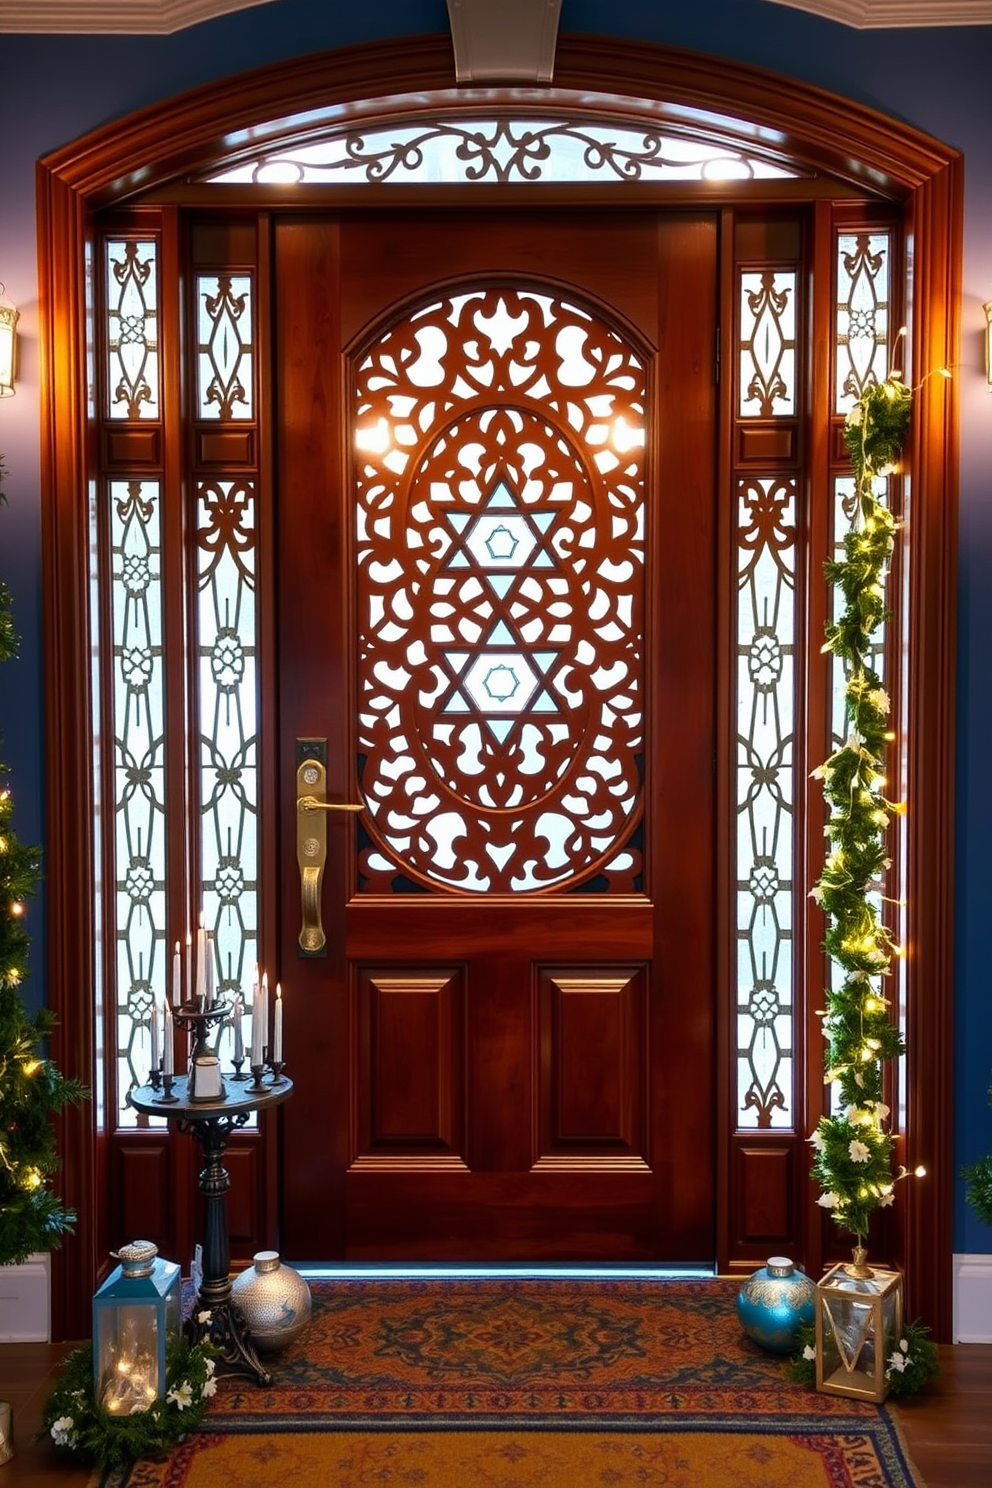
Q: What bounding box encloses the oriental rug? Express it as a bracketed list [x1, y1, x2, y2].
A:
[103, 1277, 923, 1487]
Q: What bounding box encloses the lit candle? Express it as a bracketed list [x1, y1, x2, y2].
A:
[172, 941, 181, 1007]
[273, 983, 283, 1063]
[250, 978, 262, 1067]
[233, 992, 244, 1063]
[150, 998, 159, 1075]
[163, 1002, 174, 1078]
[185, 930, 192, 1007]
[205, 932, 215, 1008]
[261, 972, 269, 1058]
[196, 913, 206, 1009]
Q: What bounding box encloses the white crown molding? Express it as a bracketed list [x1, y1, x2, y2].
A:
[762, 0, 992, 25]
[0, 0, 274, 33]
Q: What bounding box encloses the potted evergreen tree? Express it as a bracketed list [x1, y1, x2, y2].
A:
[0, 453, 88, 1336]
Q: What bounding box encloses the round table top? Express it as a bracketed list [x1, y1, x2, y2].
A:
[128, 1072, 293, 1121]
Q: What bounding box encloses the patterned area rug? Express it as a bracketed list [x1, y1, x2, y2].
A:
[105, 1278, 923, 1487]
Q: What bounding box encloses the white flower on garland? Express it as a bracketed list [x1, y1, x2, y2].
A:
[201, 1374, 218, 1399]
[51, 1415, 76, 1448]
[886, 1339, 911, 1376]
[166, 1381, 194, 1411]
[817, 1191, 841, 1208]
[803, 1344, 817, 1362]
[849, 1140, 871, 1163]
[808, 1129, 826, 1152]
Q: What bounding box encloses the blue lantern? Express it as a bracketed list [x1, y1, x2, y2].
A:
[92, 1240, 182, 1414]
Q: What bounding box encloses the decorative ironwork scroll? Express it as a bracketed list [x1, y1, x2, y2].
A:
[206, 115, 800, 187]
[354, 288, 646, 895]
[196, 478, 260, 1041]
[735, 475, 797, 1129]
[109, 478, 166, 1116]
[836, 232, 891, 413]
[196, 274, 253, 420]
[106, 239, 159, 420]
[739, 271, 797, 418]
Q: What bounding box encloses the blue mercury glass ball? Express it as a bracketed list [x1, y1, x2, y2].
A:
[736, 1255, 816, 1354]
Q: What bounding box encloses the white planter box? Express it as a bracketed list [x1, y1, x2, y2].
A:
[0, 1252, 51, 1342]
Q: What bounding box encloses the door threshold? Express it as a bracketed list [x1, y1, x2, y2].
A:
[297, 1262, 718, 1280]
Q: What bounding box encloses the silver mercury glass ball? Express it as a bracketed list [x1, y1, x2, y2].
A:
[231, 1250, 312, 1354]
[736, 1255, 816, 1354]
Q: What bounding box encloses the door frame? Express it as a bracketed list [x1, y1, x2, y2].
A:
[37, 34, 960, 1340]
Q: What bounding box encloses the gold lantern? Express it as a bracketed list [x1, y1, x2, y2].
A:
[815, 1247, 903, 1403]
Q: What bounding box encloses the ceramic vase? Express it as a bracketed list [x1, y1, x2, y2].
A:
[736, 1255, 815, 1354]
[231, 1251, 311, 1354]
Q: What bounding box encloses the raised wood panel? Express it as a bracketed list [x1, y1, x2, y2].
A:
[355, 969, 465, 1159]
[222, 1143, 259, 1246]
[738, 423, 797, 464]
[197, 429, 254, 465]
[104, 428, 160, 465]
[537, 967, 648, 1161]
[117, 1142, 170, 1247]
[736, 1143, 794, 1248]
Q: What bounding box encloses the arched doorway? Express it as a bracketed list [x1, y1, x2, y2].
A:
[37, 34, 959, 1339]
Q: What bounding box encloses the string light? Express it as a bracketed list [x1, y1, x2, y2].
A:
[807, 363, 932, 1248]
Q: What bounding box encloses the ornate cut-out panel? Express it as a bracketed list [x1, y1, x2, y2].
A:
[109, 477, 166, 1121]
[835, 231, 892, 413]
[196, 273, 254, 420]
[195, 477, 260, 1063]
[106, 238, 159, 421]
[355, 288, 646, 896]
[206, 114, 801, 187]
[735, 475, 797, 1131]
[739, 271, 797, 418]
[535, 967, 649, 1165]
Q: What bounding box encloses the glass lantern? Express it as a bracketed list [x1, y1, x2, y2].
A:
[815, 1248, 903, 1402]
[93, 1240, 182, 1414]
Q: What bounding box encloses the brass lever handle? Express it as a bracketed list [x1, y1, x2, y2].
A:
[298, 796, 364, 815]
[296, 749, 364, 956]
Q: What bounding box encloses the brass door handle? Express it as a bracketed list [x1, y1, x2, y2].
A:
[299, 795, 364, 815]
[296, 748, 364, 956]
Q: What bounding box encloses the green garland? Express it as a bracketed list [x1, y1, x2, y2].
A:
[40, 1332, 217, 1472]
[808, 374, 912, 1244]
[788, 1316, 939, 1398]
[1, 452, 89, 1264]
[963, 1077, 992, 1228]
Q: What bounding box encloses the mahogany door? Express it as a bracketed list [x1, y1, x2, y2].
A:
[275, 210, 718, 1261]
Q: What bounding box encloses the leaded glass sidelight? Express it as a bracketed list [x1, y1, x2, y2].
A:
[835, 232, 891, 414]
[196, 274, 253, 420]
[195, 479, 260, 1046]
[354, 288, 645, 895]
[110, 479, 167, 1112]
[739, 271, 797, 418]
[735, 476, 797, 1129]
[106, 239, 159, 420]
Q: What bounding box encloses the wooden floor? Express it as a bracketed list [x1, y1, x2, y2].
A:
[1, 1340, 989, 1485]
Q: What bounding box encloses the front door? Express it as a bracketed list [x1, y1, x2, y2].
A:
[275, 210, 718, 1261]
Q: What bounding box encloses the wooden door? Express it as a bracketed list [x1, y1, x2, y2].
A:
[275, 210, 718, 1261]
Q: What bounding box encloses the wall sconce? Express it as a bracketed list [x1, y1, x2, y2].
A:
[985, 301, 992, 392]
[0, 285, 18, 398]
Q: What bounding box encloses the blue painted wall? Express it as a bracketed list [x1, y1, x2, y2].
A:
[0, 0, 990, 1252]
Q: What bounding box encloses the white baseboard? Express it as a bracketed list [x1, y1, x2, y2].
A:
[953, 1252, 992, 1342]
[0, 1251, 51, 1342]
